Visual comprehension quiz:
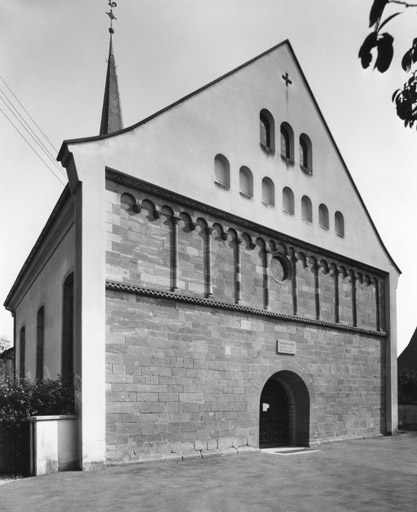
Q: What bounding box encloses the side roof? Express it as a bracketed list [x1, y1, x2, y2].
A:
[59, 39, 399, 274]
[4, 185, 72, 311]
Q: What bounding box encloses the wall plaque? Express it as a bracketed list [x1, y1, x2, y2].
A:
[277, 340, 296, 355]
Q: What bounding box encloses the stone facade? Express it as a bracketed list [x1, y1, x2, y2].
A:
[104, 175, 387, 462]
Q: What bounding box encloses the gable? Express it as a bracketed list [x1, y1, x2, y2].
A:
[60, 41, 399, 276]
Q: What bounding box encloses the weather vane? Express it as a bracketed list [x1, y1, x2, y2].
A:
[106, 1, 118, 34]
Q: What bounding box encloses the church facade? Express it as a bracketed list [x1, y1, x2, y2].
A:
[4, 40, 399, 469]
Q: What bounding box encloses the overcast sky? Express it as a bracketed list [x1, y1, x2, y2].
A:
[1, 0, 416, 354]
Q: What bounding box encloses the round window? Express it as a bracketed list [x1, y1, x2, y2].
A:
[270, 254, 291, 283]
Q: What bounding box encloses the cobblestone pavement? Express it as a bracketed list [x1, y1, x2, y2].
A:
[1, 432, 416, 512]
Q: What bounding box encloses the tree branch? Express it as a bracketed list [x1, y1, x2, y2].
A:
[389, 0, 417, 7]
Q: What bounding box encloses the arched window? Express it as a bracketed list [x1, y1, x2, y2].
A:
[214, 154, 230, 189]
[260, 109, 275, 151]
[319, 204, 329, 229]
[36, 307, 45, 380]
[19, 326, 26, 379]
[239, 166, 253, 198]
[62, 273, 74, 382]
[299, 134, 312, 174]
[262, 177, 275, 206]
[301, 196, 313, 222]
[280, 122, 294, 161]
[335, 211, 345, 237]
[282, 187, 294, 215]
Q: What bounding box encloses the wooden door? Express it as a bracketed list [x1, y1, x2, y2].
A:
[259, 379, 289, 448]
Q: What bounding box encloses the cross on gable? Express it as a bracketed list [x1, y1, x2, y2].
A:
[282, 72, 292, 87]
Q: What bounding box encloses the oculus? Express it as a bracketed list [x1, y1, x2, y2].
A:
[270, 254, 292, 283]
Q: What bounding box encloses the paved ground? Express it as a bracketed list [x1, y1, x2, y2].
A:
[1, 432, 416, 512]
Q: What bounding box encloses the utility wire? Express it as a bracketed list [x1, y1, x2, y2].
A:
[0, 90, 67, 178]
[0, 74, 58, 154]
[0, 106, 66, 186]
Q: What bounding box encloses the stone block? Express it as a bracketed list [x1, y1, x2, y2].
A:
[217, 437, 232, 450]
[181, 452, 202, 460]
[201, 449, 222, 458]
[170, 441, 194, 454]
[194, 439, 207, 451]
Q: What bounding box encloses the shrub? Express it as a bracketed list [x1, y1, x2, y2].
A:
[0, 378, 74, 434]
[398, 369, 417, 405]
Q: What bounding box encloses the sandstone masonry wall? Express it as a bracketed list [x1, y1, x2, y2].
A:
[105, 178, 388, 463]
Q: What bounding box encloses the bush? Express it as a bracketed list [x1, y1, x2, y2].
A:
[0, 378, 74, 434]
[398, 369, 417, 405]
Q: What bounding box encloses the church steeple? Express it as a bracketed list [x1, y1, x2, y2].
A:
[99, 2, 123, 135]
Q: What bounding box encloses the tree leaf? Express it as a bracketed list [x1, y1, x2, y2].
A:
[412, 38, 417, 63]
[402, 49, 413, 72]
[359, 32, 378, 68]
[392, 89, 400, 102]
[378, 12, 401, 32]
[375, 33, 394, 72]
[369, 0, 389, 28]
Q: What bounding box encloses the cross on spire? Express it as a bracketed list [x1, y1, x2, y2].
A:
[106, 1, 118, 34]
[282, 72, 292, 87]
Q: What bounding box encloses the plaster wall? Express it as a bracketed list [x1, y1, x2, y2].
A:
[14, 225, 75, 379]
[72, 44, 396, 276]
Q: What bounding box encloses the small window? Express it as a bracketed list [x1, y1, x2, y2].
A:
[19, 326, 26, 379]
[239, 166, 253, 198]
[282, 187, 294, 215]
[319, 204, 329, 230]
[262, 177, 275, 206]
[36, 307, 45, 380]
[280, 122, 294, 161]
[335, 211, 345, 237]
[299, 134, 312, 174]
[214, 154, 230, 189]
[301, 196, 313, 223]
[260, 109, 275, 151]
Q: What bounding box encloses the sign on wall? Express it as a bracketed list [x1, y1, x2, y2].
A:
[277, 340, 296, 355]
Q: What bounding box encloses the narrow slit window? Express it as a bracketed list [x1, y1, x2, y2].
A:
[260, 110, 275, 151]
[335, 211, 345, 237]
[301, 195, 313, 223]
[36, 307, 45, 380]
[319, 204, 329, 229]
[299, 134, 313, 174]
[239, 166, 253, 197]
[62, 273, 74, 382]
[19, 326, 26, 379]
[214, 154, 230, 189]
[282, 187, 294, 215]
[262, 177, 275, 206]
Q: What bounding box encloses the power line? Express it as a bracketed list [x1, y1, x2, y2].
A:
[0, 90, 67, 178]
[0, 106, 66, 186]
[0, 74, 58, 154]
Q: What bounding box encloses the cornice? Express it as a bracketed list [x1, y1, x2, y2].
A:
[106, 280, 387, 339]
[106, 168, 388, 279]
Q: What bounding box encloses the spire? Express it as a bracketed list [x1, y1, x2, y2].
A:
[99, 2, 123, 135]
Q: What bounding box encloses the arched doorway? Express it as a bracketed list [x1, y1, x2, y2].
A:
[259, 370, 310, 448]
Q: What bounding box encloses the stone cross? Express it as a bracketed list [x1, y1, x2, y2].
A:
[282, 72, 292, 87]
